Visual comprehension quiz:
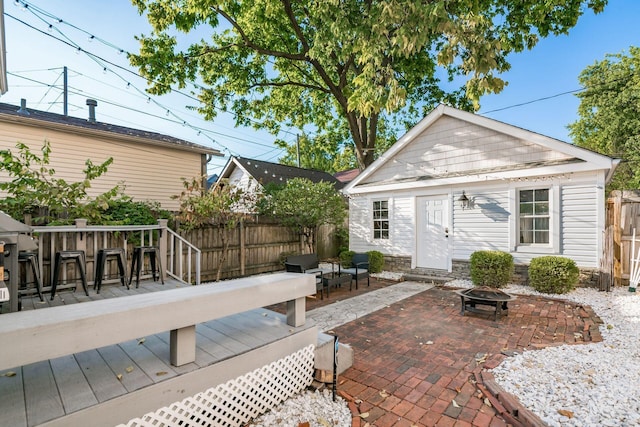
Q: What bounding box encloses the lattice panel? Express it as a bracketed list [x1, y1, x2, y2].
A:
[120, 344, 315, 427]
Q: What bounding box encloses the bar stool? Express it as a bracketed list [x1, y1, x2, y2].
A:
[50, 250, 89, 300]
[18, 251, 44, 303]
[94, 248, 128, 293]
[128, 246, 164, 288]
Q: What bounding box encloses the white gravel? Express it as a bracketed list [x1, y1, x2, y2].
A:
[444, 280, 640, 427]
[247, 389, 351, 426]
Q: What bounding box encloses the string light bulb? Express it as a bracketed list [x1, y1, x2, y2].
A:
[47, 24, 53, 32]
[88, 35, 95, 42]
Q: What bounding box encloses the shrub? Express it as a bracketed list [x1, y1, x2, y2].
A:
[367, 250, 384, 273]
[469, 250, 514, 288]
[528, 256, 579, 294]
[339, 250, 355, 268]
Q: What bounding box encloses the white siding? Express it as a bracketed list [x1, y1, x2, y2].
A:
[362, 116, 574, 185]
[349, 194, 414, 256]
[560, 184, 600, 267]
[350, 175, 603, 269]
[453, 188, 511, 260]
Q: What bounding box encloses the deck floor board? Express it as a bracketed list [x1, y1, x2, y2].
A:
[50, 354, 98, 413]
[23, 361, 65, 426]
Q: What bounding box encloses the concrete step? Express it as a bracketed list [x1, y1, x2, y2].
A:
[403, 273, 452, 284]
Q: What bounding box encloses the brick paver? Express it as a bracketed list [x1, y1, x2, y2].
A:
[330, 284, 602, 427]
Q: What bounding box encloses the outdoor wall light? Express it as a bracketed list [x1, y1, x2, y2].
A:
[458, 191, 470, 210]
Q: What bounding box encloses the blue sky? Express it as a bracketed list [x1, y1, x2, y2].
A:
[1, 0, 639, 176]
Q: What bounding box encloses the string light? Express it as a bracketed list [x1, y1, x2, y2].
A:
[88, 35, 95, 42]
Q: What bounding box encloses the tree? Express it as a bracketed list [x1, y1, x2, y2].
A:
[258, 177, 345, 253]
[131, 0, 606, 170]
[173, 176, 258, 281]
[569, 46, 640, 191]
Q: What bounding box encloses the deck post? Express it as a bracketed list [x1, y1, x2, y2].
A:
[158, 219, 169, 281]
[286, 296, 306, 327]
[170, 325, 196, 366]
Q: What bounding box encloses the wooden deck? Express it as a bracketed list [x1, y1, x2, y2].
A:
[0, 279, 318, 426]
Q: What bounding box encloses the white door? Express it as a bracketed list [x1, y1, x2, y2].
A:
[416, 195, 449, 269]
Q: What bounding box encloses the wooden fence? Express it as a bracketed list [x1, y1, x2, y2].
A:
[178, 218, 339, 282]
[601, 190, 640, 290]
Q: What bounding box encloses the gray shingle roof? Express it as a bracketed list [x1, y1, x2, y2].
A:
[233, 157, 344, 189]
[0, 101, 221, 156]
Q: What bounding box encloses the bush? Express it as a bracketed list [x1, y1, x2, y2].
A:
[339, 250, 355, 268]
[367, 251, 384, 273]
[528, 256, 579, 294]
[469, 250, 514, 288]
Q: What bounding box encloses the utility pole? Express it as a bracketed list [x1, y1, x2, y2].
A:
[296, 134, 301, 167]
[63, 66, 68, 116]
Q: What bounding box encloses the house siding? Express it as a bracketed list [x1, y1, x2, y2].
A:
[560, 183, 600, 267]
[453, 187, 511, 260]
[349, 194, 414, 256]
[361, 116, 575, 185]
[349, 173, 604, 271]
[0, 123, 203, 211]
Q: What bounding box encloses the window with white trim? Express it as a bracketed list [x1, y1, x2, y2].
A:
[519, 188, 549, 244]
[373, 200, 389, 239]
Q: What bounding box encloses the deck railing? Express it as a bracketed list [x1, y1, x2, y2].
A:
[0, 272, 315, 371]
[30, 219, 201, 289]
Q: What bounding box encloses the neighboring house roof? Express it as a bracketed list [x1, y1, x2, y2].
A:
[218, 156, 344, 189]
[0, 101, 222, 156]
[344, 104, 619, 193]
[334, 168, 360, 184]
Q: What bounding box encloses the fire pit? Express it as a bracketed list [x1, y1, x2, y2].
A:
[454, 287, 516, 320]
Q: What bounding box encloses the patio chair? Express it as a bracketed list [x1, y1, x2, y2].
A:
[341, 252, 370, 290]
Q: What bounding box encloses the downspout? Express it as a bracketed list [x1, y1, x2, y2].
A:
[202, 154, 212, 192]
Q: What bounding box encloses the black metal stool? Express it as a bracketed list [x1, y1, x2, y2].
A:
[18, 251, 44, 303]
[94, 248, 128, 293]
[128, 246, 164, 288]
[50, 250, 89, 300]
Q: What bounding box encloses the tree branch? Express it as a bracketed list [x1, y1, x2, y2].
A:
[213, 6, 307, 61]
[281, 0, 310, 53]
[249, 79, 330, 93]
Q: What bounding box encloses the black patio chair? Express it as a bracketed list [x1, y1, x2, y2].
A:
[341, 252, 370, 290]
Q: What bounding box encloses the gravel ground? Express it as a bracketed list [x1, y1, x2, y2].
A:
[247, 389, 351, 427]
[445, 279, 640, 427]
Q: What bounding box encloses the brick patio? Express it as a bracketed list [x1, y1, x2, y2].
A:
[329, 284, 602, 427]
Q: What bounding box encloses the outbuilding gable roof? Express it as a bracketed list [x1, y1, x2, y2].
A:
[344, 104, 619, 192]
[218, 156, 344, 189]
[0, 101, 222, 156]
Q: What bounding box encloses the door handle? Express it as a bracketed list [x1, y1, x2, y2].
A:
[444, 227, 449, 238]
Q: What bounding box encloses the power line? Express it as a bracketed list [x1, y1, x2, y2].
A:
[10, 1, 299, 139]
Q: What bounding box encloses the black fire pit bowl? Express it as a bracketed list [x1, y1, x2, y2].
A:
[454, 287, 516, 320]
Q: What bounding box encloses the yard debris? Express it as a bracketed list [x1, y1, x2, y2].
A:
[137, 338, 146, 345]
[359, 412, 369, 419]
[2, 371, 16, 377]
[126, 366, 134, 373]
[452, 399, 460, 408]
[379, 390, 389, 398]
[558, 409, 574, 418]
[116, 374, 123, 381]
[156, 371, 168, 376]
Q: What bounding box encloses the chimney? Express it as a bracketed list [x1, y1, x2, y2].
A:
[16, 99, 30, 116]
[86, 99, 98, 123]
